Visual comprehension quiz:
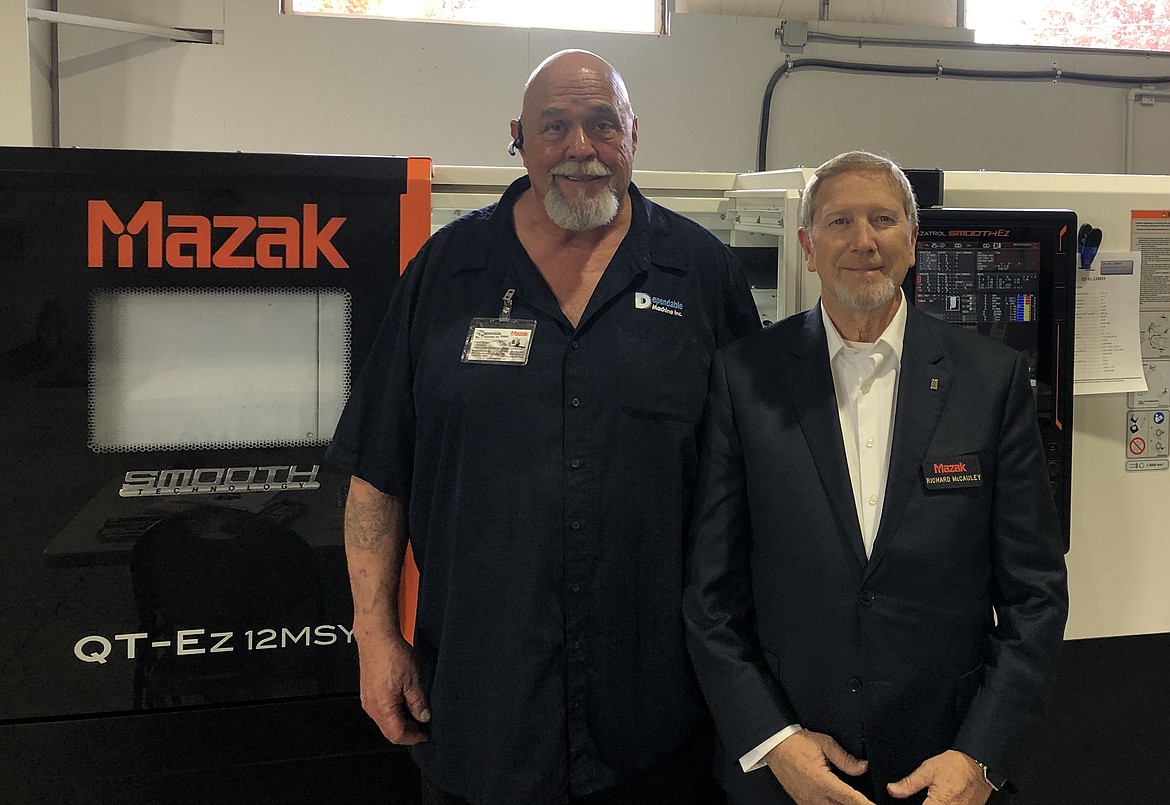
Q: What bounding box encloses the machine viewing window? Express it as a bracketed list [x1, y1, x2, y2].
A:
[89, 289, 351, 452]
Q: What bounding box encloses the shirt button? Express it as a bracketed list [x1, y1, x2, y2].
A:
[571, 640, 580, 651]
[860, 590, 875, 605]
[571, 341, 580, 350]
[868, 495, 878, 506]
[865, 437, 875, 448]
[570, 582, 581, 593]
[570, 458, 581, 469]
[570, 520, 581, 530]
[570, 397, 581, 407]
[849, 677, 863, 693]
[571, 699, 580, 710]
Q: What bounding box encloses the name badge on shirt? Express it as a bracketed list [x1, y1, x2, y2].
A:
[922, 454, 983, 489]
[461, 318, 537, 365]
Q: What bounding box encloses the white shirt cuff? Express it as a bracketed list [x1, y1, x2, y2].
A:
[738, 724, 803, 772]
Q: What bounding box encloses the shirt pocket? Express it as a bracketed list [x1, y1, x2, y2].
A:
[616, 317, 708, 423]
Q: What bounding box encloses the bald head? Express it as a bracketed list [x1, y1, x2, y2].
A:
[522, 50, 633, 122]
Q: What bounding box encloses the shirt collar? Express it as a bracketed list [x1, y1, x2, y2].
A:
[821, 288, 908, 366]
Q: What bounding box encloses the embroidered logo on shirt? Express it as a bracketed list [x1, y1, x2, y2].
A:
[922, 454, 983, 489]
[634, 292, 683, 318]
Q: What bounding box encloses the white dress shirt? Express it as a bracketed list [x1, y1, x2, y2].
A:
[739, 293, 907, 773]
[823, 294, 906, 558]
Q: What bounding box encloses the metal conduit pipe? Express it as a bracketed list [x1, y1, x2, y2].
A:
[757, 59, 1170, 172]
[1125, 89, 1170, 174]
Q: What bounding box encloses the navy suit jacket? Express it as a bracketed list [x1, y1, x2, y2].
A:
[684, 303, 1069, 805]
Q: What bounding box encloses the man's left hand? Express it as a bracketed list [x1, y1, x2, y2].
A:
[886, 750, 992, 805]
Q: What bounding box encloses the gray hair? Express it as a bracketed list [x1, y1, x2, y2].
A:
[799, 151, 919, 232]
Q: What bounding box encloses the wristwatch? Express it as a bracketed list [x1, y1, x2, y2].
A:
[975, 761, 1008, 792]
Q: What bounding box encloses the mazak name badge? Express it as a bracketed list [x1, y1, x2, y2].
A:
[922, 454, 983, 489]
[461, 318, 536, 365]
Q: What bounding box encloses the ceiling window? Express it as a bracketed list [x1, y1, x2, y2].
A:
[282, 0, 665, 36]
[966, 0, 1170, 51]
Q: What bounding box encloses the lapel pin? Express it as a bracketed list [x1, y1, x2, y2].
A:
[930, 378, 939, 390]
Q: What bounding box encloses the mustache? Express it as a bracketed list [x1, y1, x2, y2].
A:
[549, 161, 613, 178]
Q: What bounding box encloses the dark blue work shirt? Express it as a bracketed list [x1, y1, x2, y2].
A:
[328, 177, 760, 803]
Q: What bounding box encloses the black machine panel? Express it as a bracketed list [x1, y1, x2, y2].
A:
[0, 147, 425, 727]
[904, 208, 1076, 546]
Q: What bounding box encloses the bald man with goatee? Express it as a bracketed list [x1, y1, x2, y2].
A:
[328, 50, 760, 804]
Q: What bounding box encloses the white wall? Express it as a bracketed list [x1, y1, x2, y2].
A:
[54, 1, 1170, 176]
[766, 24, 1170, 176]
[1, 0, 35, 146]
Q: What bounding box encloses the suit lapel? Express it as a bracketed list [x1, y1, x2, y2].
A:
[865, 308, 951, 578]
[785, 309, 867, 568]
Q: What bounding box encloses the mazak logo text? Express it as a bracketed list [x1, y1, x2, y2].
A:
[88, 201, 348, 269]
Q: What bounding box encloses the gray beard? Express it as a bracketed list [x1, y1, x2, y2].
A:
[831, 273, 898, 311]
[543, 178, 620, 231]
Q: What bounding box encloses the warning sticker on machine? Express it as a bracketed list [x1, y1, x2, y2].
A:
[1127, 212, 1170, 471]
[1125, 409, 1170, 471]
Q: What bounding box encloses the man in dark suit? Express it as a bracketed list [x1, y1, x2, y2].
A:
[683, 151, 1068, 805]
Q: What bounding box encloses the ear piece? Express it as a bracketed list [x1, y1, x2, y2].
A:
[508, 120, 524, 156]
